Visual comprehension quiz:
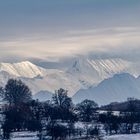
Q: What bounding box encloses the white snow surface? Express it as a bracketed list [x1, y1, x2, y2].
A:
[67, 58, 137, 85]
[103, 134, 140, 140]
[11, 131, 38, 140]
[0, 61, 81, 96]
[0, 61, 46, 78]
[10, 132, 140, 140]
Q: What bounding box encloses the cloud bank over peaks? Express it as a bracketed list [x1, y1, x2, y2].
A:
[0, 26, 140, 63]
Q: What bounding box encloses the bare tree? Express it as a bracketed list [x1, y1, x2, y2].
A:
[4, 79, 32, 106]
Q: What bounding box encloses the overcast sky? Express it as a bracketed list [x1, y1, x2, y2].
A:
[0, 0, 140, 62]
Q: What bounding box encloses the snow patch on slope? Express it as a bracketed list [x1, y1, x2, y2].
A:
[67, 58, 133, 87]
[87, 58, 131, 79]
[0, 61, 46, 78]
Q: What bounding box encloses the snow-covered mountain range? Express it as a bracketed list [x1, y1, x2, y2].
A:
[0, 61, 82, 95]
[0, 57, 140, 104]
[67, 58, 133, 86]
[73, 73, 140, 105]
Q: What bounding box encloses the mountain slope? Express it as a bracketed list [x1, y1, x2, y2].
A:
[73, 73, 140, 105]
[0, 58, 140, 99]
[20, 71, 81, 96]
[33, 90, 53, 101]
[0, 61, 83, 96]
[0, 61, 46, 78]
[67, 57, 135, 87]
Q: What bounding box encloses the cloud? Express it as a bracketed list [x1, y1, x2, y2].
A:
[0, 26, 140, 62]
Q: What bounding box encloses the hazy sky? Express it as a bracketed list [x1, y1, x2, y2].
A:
[0, 0, 140, 62]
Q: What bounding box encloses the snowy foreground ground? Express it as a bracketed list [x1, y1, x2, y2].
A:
[103, 134, 140, 140]
[10, 132, 140, 140]
[11, 132, 38, 140]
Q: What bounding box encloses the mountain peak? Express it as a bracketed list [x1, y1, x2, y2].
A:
[0, 61, 46, 78]
[73, 73, 140, 105]
[16, 61, 33, 65]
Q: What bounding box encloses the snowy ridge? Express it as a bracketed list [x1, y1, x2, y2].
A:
[73, 73, 140, 105]
[21, 71, 81, 96]
[0, 61, 82, 96]
[87, 58, 131, 79]
[67, 58, 134, 87]
[0, 61, 46, 78]
[0, 58, 140, 99]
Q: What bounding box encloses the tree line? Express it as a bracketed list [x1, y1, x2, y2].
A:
[0, 79, 140, 140]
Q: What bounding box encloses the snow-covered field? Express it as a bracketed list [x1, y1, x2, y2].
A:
[103, 134, 140, 140]
[11, 132, 39, 140]
[11, 137, 38, 139]
[9, 131, 140, 140]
